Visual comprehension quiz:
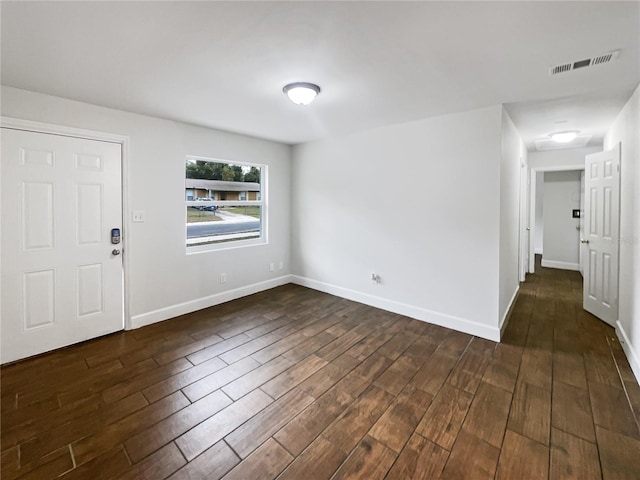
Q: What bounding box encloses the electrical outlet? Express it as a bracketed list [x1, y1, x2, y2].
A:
[269, 263, 275, 272]
[220, 273, 227, 283]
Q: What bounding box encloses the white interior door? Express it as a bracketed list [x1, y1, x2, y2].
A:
[1, 128, 124, 363]
[583, 144, 620, 327]
[518, 161, 529, 281]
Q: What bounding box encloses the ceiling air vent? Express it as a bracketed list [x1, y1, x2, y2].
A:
[549, 50, 620, 75]
[592, 51, 619, 65]
[551, 63, 573, 75]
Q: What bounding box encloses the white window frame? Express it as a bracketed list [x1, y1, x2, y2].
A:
[186, 155, 267, 253]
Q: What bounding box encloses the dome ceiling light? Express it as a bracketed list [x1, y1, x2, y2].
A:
[283, 82, 321, 106]
[551, 131, 579, 143]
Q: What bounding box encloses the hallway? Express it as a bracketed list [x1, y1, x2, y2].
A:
[500, 257, 640, 478]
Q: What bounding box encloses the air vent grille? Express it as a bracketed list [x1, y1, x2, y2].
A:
[551, 63, 573, 75]
[592, 51, 617, 65]
[549, 50, 620, 75]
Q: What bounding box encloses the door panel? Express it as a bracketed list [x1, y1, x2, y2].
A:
[22, 181, 55, 249]
[1, 128, 123, 363]
[77, 183, 103, 244]
[583, 145, 620, 326]
[23, 269, 55, 329]
[77, 263, 104, 317]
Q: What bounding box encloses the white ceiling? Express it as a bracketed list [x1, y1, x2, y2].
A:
[2, 1, 639, 149]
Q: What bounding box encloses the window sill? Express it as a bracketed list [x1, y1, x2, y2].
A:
[186, 235, 267, 255]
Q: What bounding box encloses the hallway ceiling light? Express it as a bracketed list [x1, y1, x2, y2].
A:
[283, 82, 321, 106]
[551, 131, 579, 143]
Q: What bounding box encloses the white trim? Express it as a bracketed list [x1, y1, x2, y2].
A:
[291, 275, 501, 342]
[0, 116, 126, 144]
[529, 170, 537, 274]
[500, 286, 520, 335]
[616, 321, 640, 384]
[534, 248, 543, 255]
[186, 236, 266, 254]
[1, 116, 133, 330]
[540, 259, 580, 271]
[519, 156, 529, 282]
[186, 200, 262, 208]
[532, 164, 587, 172]
[529, 164, 586, 275]
[121, 140, 133, 331]
[131, 275, 292, 329]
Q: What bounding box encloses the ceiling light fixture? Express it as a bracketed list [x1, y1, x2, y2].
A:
[551, 131, 579, 143]
[283, 82, 321, 106]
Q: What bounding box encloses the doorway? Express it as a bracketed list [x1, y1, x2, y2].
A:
[527, 145, 621, 329]
[1, 121, 128, 363]
[529, 167, 585, 275]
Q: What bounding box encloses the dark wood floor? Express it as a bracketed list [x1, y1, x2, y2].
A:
[2, 261, 640, 479]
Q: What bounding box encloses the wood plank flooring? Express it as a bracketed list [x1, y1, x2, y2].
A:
[2, 258, 640, 479]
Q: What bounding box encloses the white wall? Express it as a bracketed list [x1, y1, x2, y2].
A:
[605, 83, 640, 382]
[534, 171, 544, 254]
[291, 105, 506, 341]
[542, 171, 582, 270]
[499, 107, 524, 327]
[1, 86, 292, 327]
[1, 86, 529, 345]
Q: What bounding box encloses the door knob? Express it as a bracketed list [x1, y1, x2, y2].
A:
[580, 239, 589, 244]
[112, 249, 121, 255]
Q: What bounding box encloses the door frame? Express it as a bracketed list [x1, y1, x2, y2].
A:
[528, 164, 586, 275]
[518, 156, 529, 282]
[1, 116, 132, 330]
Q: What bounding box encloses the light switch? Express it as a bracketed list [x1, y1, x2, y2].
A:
[132, 211, 145, 223]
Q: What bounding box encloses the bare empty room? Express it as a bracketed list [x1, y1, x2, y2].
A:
[1, 1, 639, 479]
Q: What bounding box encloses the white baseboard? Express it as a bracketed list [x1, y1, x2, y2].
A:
[540, 259, 580, 271]
[130, 273, 505, 342]
[290, 275, 501, 342]
[500, 286, 520, 336]
[130, 275, 293, 329]
[616, 321, 640, 384]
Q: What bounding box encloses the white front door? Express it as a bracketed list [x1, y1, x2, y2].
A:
[583, 144, 620, 327]
[1, 128, 124, 363]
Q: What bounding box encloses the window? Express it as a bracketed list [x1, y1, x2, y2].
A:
[185, 157, 265, 250]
